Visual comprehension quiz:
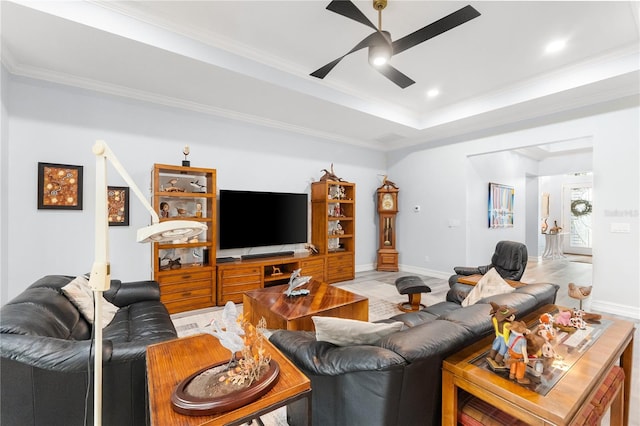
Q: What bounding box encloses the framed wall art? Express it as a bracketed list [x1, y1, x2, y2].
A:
[488, 182, 514, 228]
[37, 162, 83, 210]
[107, 186, 130, 226]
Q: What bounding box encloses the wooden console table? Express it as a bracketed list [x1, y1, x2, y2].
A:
[243, 279, 368, 331]
[442, 304, 635, 426]
[147, 333, 311, 425]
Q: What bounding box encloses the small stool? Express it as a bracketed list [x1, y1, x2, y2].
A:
[395, 276, 431, 312]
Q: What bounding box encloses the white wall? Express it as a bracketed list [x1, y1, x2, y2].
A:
[2, 74, 385, 299]
[3, 71, 639, 318]
[0, 65, 9, 304]
[389, 103, 640, 318]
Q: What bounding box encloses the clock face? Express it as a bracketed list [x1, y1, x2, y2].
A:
[381, 193, 394, 210]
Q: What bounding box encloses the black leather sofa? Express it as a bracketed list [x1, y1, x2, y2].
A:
[0, 275, 177, 426]
[270, 281, 559, 426]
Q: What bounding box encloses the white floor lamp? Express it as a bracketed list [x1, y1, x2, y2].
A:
[88, 140, 207, 426]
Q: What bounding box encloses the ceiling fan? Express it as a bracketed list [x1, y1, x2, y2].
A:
[310, 0, 481, 89]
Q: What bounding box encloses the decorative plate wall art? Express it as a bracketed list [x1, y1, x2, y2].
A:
[107, 186, 129, 226]
[37, 162, 83, 210]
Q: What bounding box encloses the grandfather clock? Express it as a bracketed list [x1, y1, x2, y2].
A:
[376, 178, 399, 271]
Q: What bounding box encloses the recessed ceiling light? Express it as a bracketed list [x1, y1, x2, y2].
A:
[427, 89, 440, 98]
[545, 39, 567, 54]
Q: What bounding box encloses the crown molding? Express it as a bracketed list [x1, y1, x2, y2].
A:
[3, 56, 386, 151]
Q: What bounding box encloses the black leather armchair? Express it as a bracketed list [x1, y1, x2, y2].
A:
[0, 275, 177, 426]
[448, 240, 528, 288]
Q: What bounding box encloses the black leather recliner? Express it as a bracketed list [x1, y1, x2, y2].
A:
[0, 275, 177, 426]
[448, 240, 528, 287]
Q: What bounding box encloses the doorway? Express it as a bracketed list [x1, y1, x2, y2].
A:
[562, 182, 593, 255]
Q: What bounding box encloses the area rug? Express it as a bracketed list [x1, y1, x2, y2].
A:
[171, 277, 449, 335]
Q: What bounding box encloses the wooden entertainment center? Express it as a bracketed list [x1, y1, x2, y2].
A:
[151, 164, 356, 311]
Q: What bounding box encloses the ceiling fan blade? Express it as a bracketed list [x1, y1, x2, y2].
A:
[326, 0, 378, 31]
[392, 5, 481, 56]
[311, 32, 380, 79]
[376, 64, 416, 89]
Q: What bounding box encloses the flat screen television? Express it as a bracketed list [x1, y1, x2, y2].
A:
[219, 189, 308, 250]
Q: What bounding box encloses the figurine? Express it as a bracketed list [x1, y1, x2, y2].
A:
[190, 180, 206, 192]
[525, 331, 547, 377]
[182, 145, 190, 167]
[204, 302, 245, 365]
[195, 202, 203, 218]
[160, 202, 170, 218]
[319, 163, 344, 182]
[549, 220, 562, 234]
[378, 174, 399, 189]
[487, 302, 516, 368]
[284, 269, 311, 297]
[505, 320, 531, 384]
[554, 310, 573, 327]
[541, 218, 548, 234]
[537, 313, 556, 342]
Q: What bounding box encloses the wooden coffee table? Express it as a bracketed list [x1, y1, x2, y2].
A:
[442, 304, 635, 426]
[146, 333, 311, 425]
[243, 279, 368, 331]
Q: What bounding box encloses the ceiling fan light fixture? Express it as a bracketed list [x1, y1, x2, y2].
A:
[369, 30, 392, 67]
[369, 44, 391, 66]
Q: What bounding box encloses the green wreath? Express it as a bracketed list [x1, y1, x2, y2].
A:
[571, 199, 592, 216]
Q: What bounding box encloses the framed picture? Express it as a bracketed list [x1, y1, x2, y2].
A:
[488, 182, 514, 228]
[107, 186, 129, 226]
[37, 162, 83, 210]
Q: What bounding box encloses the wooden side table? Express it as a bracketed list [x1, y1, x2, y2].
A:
[457, 274, 527, 288]
[442, 304, 635, 426]
[147, 333, 311, 425]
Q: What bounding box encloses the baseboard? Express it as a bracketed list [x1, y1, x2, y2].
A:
[355, 263, 375, 273]
[356, 263, 450, 280]
[590, 300, 640, 321]
[398, 265, 451, 280]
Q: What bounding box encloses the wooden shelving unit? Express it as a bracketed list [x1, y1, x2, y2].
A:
[152, 164, 216, 314]
[311, 180, 356, 283]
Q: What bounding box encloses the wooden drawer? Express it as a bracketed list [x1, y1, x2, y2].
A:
[327, 253, 354, 282]
[300, 258, 325, 281]
[161, 286, 212, 303]
[327, 253, 352, 268]
[219, 274, 261, 286]
[219, 266, 261, 278]
[221, 281, 262, 298]
[163, 296, 214, 314]
[160, 279, 211, 295]
[158, 270, 212, 285]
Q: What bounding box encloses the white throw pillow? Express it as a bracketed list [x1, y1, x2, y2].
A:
[312, 316, 404, 346]
[62, 275, 119, 327]
[461, 268, 515, 307]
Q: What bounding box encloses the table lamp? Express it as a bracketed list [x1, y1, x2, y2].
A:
[88, 140, 206, 425]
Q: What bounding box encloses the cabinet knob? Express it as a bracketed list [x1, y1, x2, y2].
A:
[182, 292, 192, 297]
